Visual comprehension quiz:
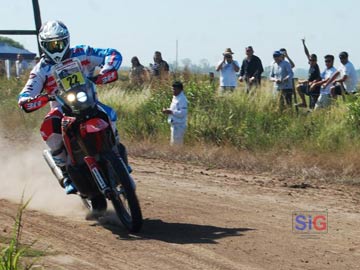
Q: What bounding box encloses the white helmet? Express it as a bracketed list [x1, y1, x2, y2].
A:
[38, 20, 70, 64]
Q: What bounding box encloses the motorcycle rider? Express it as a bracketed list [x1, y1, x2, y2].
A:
[18, 20, 130, 194]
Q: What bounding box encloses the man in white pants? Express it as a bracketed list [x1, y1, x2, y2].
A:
[162, 81, 188, 145]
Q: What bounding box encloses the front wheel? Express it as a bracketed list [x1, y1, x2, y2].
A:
[102, 152, 143, 233]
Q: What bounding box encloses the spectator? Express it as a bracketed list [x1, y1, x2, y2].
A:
[238, 46, 264, 93]
[216, 48, 240, 93]
[162, 81, 188, 146]
[15, 54, 29, 78]
[150, 51, 169, 80]
[0, 60, 5, 77]
[269, 50, 294, 109]
[279, 48, 295, 69]
[295, 39, 321, 109]
[311, 55, 337, 109]
[325, 51, 358, 98]
[129, 56, 149, 86]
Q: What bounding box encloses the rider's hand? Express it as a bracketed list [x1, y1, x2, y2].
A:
[95, 69, 118, 85]
[18, 95, 50, 113]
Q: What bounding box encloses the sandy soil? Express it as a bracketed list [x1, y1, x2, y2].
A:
[1, 142, 360, 270]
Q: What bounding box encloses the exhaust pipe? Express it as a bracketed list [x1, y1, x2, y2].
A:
[42, 149, 64, 187]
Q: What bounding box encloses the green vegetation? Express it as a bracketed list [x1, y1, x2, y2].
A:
[96, 76, 359, 154]
[2, 74, 360, 179]
[0, 37, 24, 49]
[0, 196, 43, 270]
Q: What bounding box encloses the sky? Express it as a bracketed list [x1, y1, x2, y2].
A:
[1, 0, 360, 71]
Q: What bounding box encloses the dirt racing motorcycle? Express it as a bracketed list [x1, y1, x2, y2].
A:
[21, 59, 143, 233]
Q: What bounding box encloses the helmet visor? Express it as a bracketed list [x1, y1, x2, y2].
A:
[44, 39, 68, 53]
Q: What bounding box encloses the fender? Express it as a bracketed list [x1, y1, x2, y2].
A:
[79, 118, 109, 138]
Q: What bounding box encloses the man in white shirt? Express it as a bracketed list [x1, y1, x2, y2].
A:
[216, 48, 240, 93]
[162, 81, 188, 145]
[325, 51, 358, 98]
[311, 55, 337, 109]
[15, 54, 29, 78]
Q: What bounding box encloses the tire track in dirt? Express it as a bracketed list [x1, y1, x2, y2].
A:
[1, 152, 360, 269]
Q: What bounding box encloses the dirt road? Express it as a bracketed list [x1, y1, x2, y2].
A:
[1, 154, 360, 270]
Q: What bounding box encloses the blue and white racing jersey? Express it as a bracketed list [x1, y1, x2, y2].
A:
[18, 45, 122, 110]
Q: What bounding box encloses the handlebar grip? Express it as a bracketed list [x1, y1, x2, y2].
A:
[20, 95, 50, 113]
[94, 70, 118, 85]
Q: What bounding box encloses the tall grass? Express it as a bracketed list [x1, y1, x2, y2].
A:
[0, 196, 39, 270]
[2, 74, 360, 179]
[97, 77, 360, 154]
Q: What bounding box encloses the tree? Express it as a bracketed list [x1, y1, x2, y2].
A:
[0, 36, 24, 49]
[181, 58, 192, 68]
[199, 58, 211, 73]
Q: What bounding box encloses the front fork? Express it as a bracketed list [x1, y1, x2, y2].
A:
[84, 156, 112, 198]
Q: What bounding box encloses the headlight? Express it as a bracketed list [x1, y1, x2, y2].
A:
[66, 93, 76, 102]
[77, 91, 87, 102]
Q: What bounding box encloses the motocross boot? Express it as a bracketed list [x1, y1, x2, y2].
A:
[60, 166, 77, 195]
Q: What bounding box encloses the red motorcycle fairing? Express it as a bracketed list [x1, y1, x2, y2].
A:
[62, 115, 114, 166]
[80, 118, 109, 137]
[61, 116, 77, 164]
[80, 117, 112, 155]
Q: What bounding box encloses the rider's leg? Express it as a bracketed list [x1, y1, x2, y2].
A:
[40, 108, 77, 194]
[97, 102, 132, 172]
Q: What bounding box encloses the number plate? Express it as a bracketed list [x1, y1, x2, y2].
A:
[54, 59, 86, 91]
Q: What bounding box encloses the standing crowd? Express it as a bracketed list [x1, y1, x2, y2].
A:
[215, 40, 358, 111]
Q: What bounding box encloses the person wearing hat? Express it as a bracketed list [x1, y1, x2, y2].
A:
[324, 51, 358, 98]
[162, 81, 188, 145]
[216, 48, 240, 92]
[269, 50, 294, 109]
[238, 46, 264, 93]
[279, 48, 295, 69]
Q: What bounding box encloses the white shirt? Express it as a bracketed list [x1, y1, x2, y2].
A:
[15, 60, 28, 77]
[217, 60, 239, 87]
[168, 91, 188, 125]
[338, 61, 358, 92]
[320, 66, 337, 94]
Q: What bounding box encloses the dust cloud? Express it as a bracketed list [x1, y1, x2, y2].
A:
[0, 132, 85, 218]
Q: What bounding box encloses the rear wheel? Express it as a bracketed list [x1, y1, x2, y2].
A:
[102, 152, 143, 233]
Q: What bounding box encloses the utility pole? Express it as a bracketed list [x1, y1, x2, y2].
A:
[0, 0, 42, 55]
[175, 39, 178, 73]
